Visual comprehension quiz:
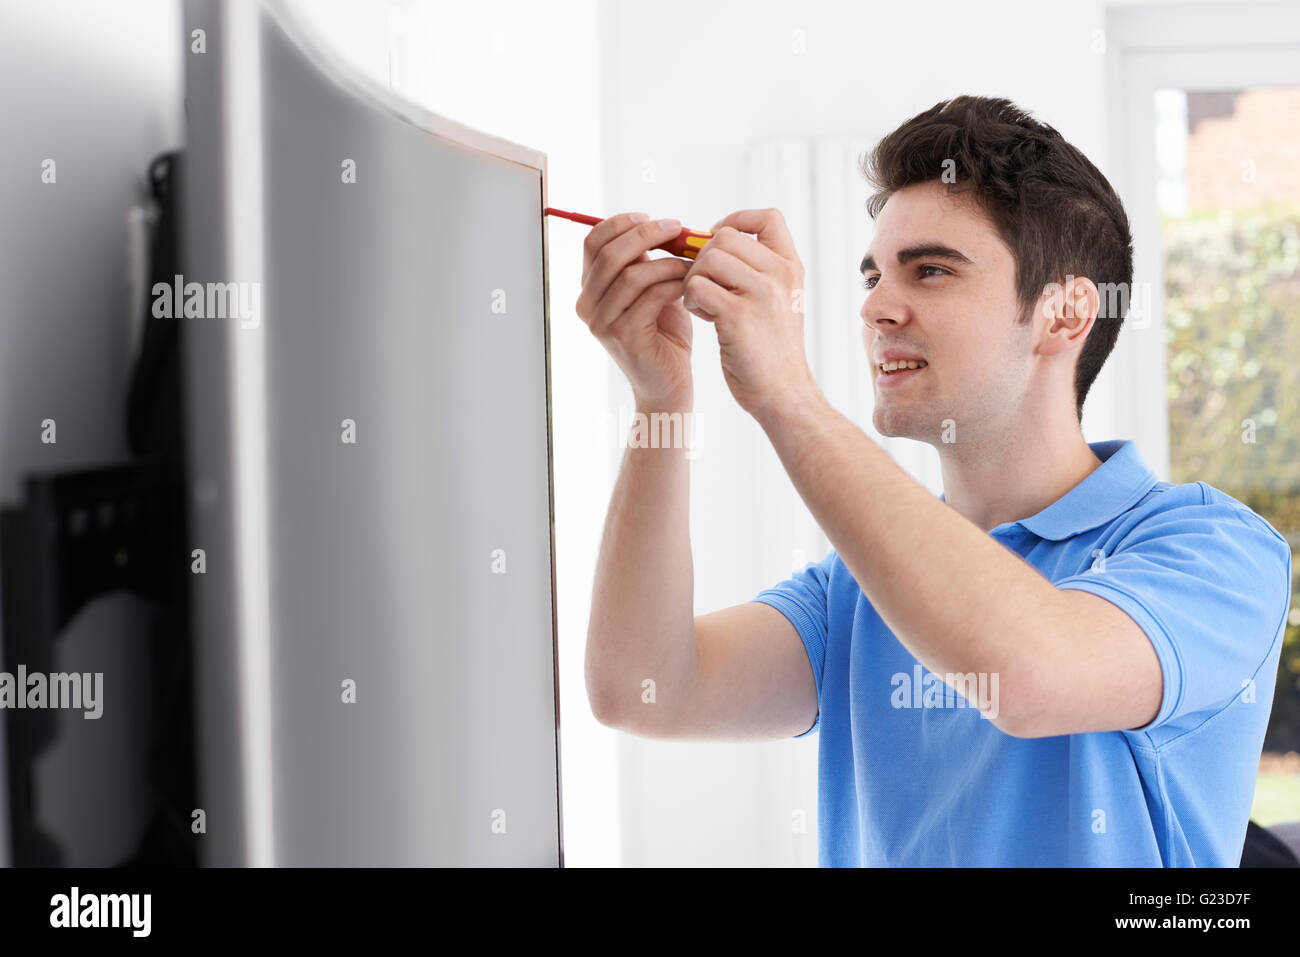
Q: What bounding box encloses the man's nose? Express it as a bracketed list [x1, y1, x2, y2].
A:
[861, 282, 910, 330]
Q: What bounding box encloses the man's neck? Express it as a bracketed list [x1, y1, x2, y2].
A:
[936, 422, 1104, 533]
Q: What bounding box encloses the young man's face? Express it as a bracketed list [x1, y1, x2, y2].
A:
[860, 180, 1034, 444]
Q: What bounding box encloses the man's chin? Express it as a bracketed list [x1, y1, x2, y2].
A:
[872, 407, 937, 444]
[871, 407, 914, 440]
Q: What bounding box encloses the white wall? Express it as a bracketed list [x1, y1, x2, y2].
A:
[0, 0, 183, 497]
[0, 0, 184, 866]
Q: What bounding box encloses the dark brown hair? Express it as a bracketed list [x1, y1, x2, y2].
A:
[860, 96, 1134, 421]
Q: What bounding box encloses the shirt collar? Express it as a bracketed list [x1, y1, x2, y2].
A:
[940, 439, 1160, 542]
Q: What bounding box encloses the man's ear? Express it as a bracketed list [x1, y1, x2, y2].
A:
[1037, 276, 1098, 355]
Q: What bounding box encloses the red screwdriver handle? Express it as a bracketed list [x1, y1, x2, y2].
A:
[545, 207, 713, 260]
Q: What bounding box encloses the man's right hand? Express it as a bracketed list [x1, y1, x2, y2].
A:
[574, 212, 695, 408]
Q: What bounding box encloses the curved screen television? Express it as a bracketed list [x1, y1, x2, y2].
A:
[181, 0, 561, 866]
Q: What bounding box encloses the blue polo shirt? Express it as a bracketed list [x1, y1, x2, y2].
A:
[752, 439, 1292, 866]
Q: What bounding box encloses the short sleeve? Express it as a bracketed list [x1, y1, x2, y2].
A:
[1055, 493, 1292, 736]
[750, 549, 837, 738]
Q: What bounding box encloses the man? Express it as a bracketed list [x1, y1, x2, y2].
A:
[576, 96, 1292, 866]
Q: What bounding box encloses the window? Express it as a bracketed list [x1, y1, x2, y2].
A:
[1155, 86, 1300, 824]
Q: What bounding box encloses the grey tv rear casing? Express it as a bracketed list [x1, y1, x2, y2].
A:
[180, 0, 561, 866]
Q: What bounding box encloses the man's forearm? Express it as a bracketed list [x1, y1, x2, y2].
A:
[585, 396, 697, 730]
[753, 390, 1068, 732]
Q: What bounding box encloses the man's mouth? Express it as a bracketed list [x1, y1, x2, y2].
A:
[877, 359, 928, 375]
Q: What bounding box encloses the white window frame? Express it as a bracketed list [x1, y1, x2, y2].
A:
[1105, 2, 1300, 481]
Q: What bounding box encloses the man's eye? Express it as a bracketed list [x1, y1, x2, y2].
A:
[862, 266, 946, 290]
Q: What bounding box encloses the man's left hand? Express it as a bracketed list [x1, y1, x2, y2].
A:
[682, 208, 821, 419]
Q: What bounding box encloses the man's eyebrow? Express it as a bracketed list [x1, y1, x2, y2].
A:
[860, 244, 974, 275]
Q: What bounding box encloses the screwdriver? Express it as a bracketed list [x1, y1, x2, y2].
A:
[544, 206, 714, 260]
